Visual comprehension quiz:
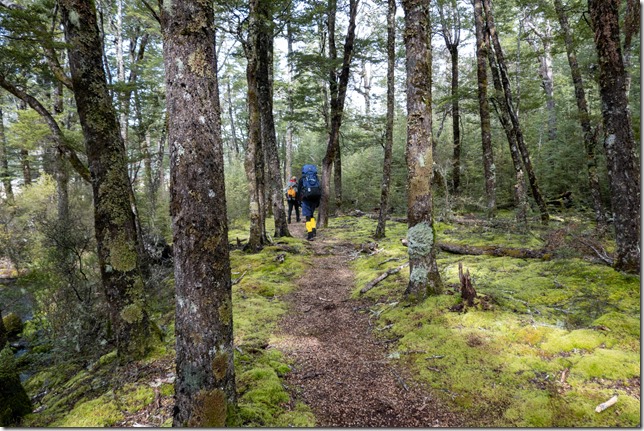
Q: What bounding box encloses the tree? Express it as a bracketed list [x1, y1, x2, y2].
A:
[588, 0, 640, 274]
[483, 0, 549, 224]
[436, 0, 463, 195]
[318, 0, 359, 228]
[553, 0, 604, 225]
[402, 0, 442, 301]
[0, 106, 13, 202]
[59, 0, 151, 363]
[159, 0, 237, 425]
[374, 0, 396, 240]
[257, 0, 289, 238]
[472, 0, 496, 219]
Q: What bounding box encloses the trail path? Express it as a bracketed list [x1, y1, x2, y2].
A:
[274, 222, 461, 427]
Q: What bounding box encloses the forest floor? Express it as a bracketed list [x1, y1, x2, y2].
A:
[274, 221, 462, 427]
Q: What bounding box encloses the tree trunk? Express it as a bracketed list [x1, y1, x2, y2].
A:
[553, 0, 604, 225]
[257, 0, 289, 238]
[483, 0, 548, 224]
[589, 0, 640, 274]
[20, 150, 31, 187]
[244, 0, 268, 252]
[334, 146, 342, 213]
[225, 80, 240, 157]
[0, 107, 13, 202]
[473, 0, 496, 219]
[160, 1, 237, 426]
[374, 0, 396, 240]
[402, 0, 442, 301]
[318, 0, 358, 228]
[60, 0, 151, 363]
[285, 20, 294, 179]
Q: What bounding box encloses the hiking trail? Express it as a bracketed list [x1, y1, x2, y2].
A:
[273, 222, 462, 427]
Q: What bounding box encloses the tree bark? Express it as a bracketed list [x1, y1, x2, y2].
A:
[244, 0, 268, 252]
[483, 0, 548, 224]
[160, 0, 237, 426]
[374, 0, 396, 239]
[285, 19, 294, 179]
[0, 107, 13, 202]
[402, 0, 442, 301]
[318, 0, 358, 228]
[60, 0, 151, 363]
[553, 0, 604, 225]
[589, 0, 640, 274]
[256, 0, 289, 238]
[473, 0, 496, 219]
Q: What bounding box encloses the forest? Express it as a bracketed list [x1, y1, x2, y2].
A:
[0, 0, 640, 427]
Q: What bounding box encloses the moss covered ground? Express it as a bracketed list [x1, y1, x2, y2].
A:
[331, 214, 640, 427]
[15, 213, 639, 427]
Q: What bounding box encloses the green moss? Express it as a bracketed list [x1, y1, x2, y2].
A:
[187, 388, 227, 427]
[212, 351, 230, 381]
[572, 349, 640, 380]
[108, 232, 138, 272]
[592, 312, 640, 338]
[540, 329, 606, 353]
[120, 303, 144, 324]
[159, 383, 174, 397]
[53, 395, 123, 427]
[503, 391, 554, 427]
[2, 313, 23, 338]
[118, 384, 155, 412]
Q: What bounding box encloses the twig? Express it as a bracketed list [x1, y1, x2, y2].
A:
[232, 271, 247, 285]
[390, 369, 409, 391]
[360, 262, 409, 294]
[377, 257, 403, 266]
[426, 355, 445, 360]
[318, 296, 332, 302]
[595, 395, 618, 413]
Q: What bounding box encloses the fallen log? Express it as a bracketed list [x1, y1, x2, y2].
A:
[438, 242, 546, 259]
[360, 262, 410, 294]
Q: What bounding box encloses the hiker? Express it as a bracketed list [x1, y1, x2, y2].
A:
[285, 175, 301, 224]
[298, 164, 321, 241]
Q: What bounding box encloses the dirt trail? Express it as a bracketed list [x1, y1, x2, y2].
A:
[274, 222, 461, 427]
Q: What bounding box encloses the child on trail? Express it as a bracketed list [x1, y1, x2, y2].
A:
[285, 176, 301, 224]
[298, 164, 321, 241]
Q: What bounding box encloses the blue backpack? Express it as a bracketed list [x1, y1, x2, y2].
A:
[301, 164, 321, 199]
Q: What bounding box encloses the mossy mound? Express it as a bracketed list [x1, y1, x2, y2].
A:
[0, 346, 32, 426]
[3, 312, 23, 339]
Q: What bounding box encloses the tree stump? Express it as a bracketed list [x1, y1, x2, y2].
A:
[458, 262, 477, 306]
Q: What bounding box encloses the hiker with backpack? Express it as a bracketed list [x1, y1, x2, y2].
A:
[285, 175, 301, 224]
[298, 164, 322, 241]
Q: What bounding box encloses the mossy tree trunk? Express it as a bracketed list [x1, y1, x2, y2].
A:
[553, 0, 605, 226]
[402, 0, 442, 301]
[473, 0, 496, 220]
[160, 0, 237, 426]
[589, 0, 640, 274]
[244, 0, 268, 252]
[318, 0, 358, 228]
[374, 0, 396, 240]
[0, 107, 13, 202]
[59, 0, 151, 363]
[483, 0, 549, 225]
[257, 0, 289, 238]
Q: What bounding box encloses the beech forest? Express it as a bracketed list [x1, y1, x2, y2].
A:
[0, 0, 640, 427]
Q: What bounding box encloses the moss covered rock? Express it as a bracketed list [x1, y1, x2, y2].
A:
[0, 346, 32, 425]
[2, 313, 23, 340]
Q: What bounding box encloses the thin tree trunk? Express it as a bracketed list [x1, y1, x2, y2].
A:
[473, 0, 496, 219]
[589, 0, 640, 273]
[226, 80, 240, 157]
[553, 0, 604, 225]
[160, 1, 236, 425]
[483, 0, 548, 224]
[0, 107, 13, 202]
[257, 0, 289, 237]
[622, 0, 640, 96]
[244, 0, 268, 251]
[374, 0, 396, 239]
[319, 0, 358, 228]
[285, 20, 294, 179]
[60, 0, 151, 363]
[402, 0, 442, 301]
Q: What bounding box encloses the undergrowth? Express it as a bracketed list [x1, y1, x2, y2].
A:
[332, 214, 640, 427]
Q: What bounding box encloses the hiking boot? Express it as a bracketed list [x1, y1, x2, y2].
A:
[288, 219, 291, 224]
[307, 231, 314, 241]
[312, 228, 317, 237]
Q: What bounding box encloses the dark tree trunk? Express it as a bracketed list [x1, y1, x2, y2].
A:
[226, 80, 240, 157]
[483, 0, 548, 224]
[374, 0, 396, 239]
[0, 107, 13, 202]
[318, 0, 358, 228]
[553, 0, 605, 225]
[257, 0, 289, 238]
[473, 0, 496, 219]
[485, 19, 528, 228]
[60, 0, 151, 363]
[244, 0, 268, 252]
[589, 0, 640, 273]
[402, 0, 442, 301]
[334, 146, 342, 213]
[160, 1, 237, 426]
[19, 149, 31, 186]
[285, 20, 294, 179]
